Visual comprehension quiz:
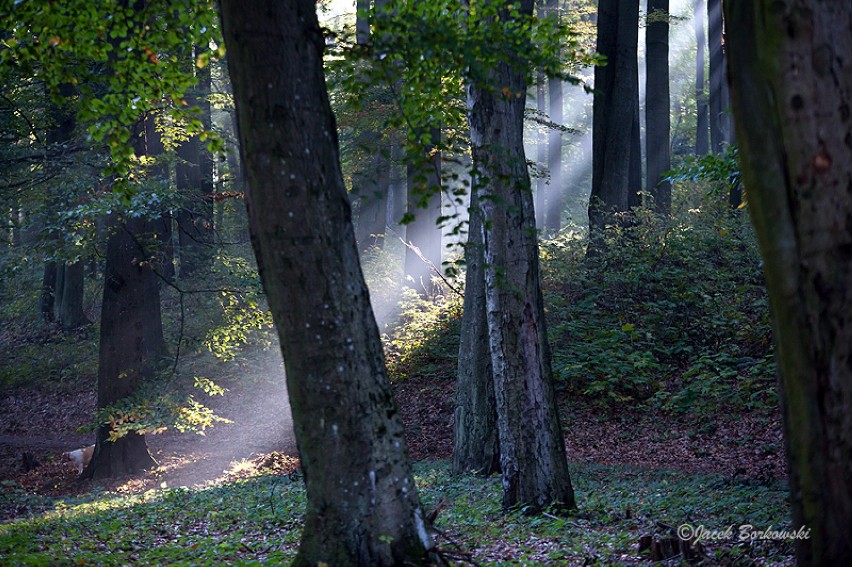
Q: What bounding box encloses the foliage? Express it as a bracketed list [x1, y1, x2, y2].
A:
[667, 145, 743, 205]
[383, 288, 462, 381]
[0, 0, 224, 190]
[542, 193, 775, 415]
[0, 461, 793, 565]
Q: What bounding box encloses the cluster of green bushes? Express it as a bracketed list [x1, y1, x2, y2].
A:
[542, 198, 775, 414]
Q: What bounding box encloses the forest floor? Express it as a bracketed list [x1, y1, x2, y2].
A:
[0, 359, 785, 523]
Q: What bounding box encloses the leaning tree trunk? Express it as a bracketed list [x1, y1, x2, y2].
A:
[453, 188, 499, 476]
[467, 0, 575, 514]
[219, 1, 433, 565]
[725, 3, 852, 565]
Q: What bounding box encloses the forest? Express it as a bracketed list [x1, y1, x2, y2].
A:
[0, 0, 849, 565]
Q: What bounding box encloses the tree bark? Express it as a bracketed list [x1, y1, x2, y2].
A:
[219, 1, 433, 564]
[453, 189, 499, 476]
[646, 0, 671, 215]
[589, 0, 641, 240]
[84, 212, 162, 479]
[725, 3, 852, 564]
[467, 0, 575, 513]
[694, 0, 709, 156]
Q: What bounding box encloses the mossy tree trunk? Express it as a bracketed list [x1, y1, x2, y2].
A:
[467, 0, 575, 514]
[725, 3, 852, 564]
[219, 1, 433, 564]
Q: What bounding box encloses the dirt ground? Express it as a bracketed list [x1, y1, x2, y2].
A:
[1, 368, 786, 522]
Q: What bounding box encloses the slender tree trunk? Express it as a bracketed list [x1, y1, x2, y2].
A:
[219, 1, 433, 564]
[58, 261, 89, 331]
[143, 113, 175, 283]
[467, 0, 575, 513]
[694, 0, 709, 156]
[707, 0, 727, 153]
[404, 127, 442, 296]
[40, 83, 76, 323]
[54, 263, 65, 317]
[590, 0, 641, 241]
[725, 3, 852, 565]
[176, 59, 214, 276]
[544, 0, 562, 234]
[40, 261, 57, 322]
[453, 188, 499, 476]
[646, 0, 671, 215]
[535, 69, 547, 230]
[545, 73, 563, 233]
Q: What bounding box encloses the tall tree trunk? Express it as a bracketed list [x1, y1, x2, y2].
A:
[84, 213, 161, 479]
[219, 1, 433, 564]
[467, 0, 575, 513]
[453, 189, 499, 476]
[40, 83, 76, 322]
[535, 69, 547, 230]
[589, 0, 641, 241]
[403, 128, 442, 296]
[545, 74, 563, 233]
[544, 0, 562, 234]
[646, 0, 671, 215]
[58, 261, 89, 330]
[707, 0, 728, 153]
[176, 59, 214, 276]
[725, 3, 852, 565]
[144, 114, 175, 283]
[40, 261, 57, 322]
[694, 0, 709, 156]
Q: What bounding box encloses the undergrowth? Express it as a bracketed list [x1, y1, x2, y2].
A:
[542, 195, 775, 415]
[0, 461, 793, 566]
[383, 188, 776, 418]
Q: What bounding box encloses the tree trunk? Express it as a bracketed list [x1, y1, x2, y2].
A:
[707, 0, 728, 153]
[58, 261, 89, 331]
[40, 261, 57, 322]
[219, 1, 433, 564]
[535, 68, 547, 230]
[694, 0, 709, 156]
[143, 113, 175, 283]
[467, 0, 575, 513]
[545, 70, 563, 233]
[453, 189, 499, 476]
[404, 127, 442, 296]
[646, 0, 671, 215]
[354, 132, 390, 252]
[590, 0, 641, 240]
[725, 3, 852, 565]
[177, 53, 215, 276]
[39, 84, 76, 323]
[84, 213, 161, 479]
